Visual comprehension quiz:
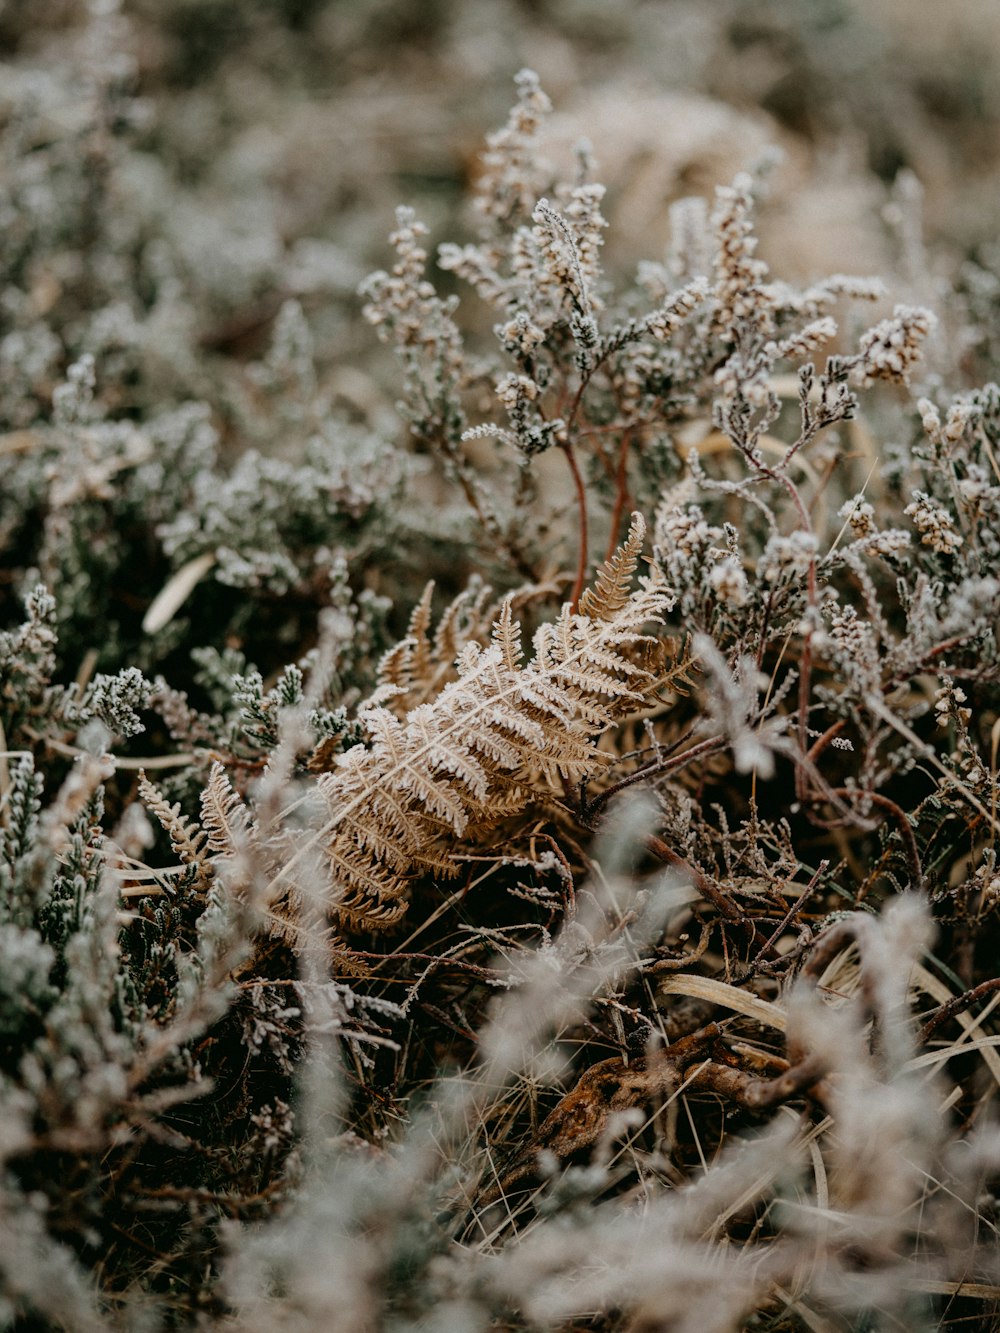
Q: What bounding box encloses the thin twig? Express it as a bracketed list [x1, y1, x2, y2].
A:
[562, 439, 589, 611]
[744, 860, 828, 978]
[583, 734, 729, 819]
[605, 430, 633, 563]
[919, 976, 1000, 1042]
[828, 787, 924, 889]
[645, 834, 778, 960]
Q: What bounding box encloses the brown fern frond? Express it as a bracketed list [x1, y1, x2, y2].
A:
[578, 510, 646, 621]
[433, 579, 493, 666]
[252, 892, 370, 978]
[406, 579, 436, 679]
[138, 770, 213, 891]
[200, 761, 257, 857]
[654, 633, 699, 699]
[376, 581, 435, 697]
[283, 512, 676, 939]
[373, 582, 489, 715]
[373, 577, 559, 721]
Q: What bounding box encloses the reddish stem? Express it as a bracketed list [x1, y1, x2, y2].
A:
[605, 430, 633, 563]
[807, 719, 847, 762]
[646, 834, 777, 959]
[919, 976, 1000, 1042]
[586, 734, 728, 816]
[562, 440, 589, 611]
[830, 787, 924, 889]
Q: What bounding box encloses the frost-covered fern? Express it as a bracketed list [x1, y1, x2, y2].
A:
[315, 516, 668, 928]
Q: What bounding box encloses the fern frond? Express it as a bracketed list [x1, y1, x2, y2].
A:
[200, 761, 258, 857]
[292, 512, 675, 938]
[650, 633, 699, 699]
[491, 598, 524, 674]
[433, 579, 493, 666]
[578, 512, 646, 621]
[376, 581, 435, 696]
[405, 580, 435, 681]
[254, 891, 367, 974]
[138, 770, 213, 893]
[372, 577, 557, 722]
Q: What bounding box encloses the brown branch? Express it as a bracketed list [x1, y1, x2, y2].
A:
[475, 1024, 825, 1206]
[583, 734, 729, 819]
[476, 1025, 722, 1204]
[645, 834, 778, 961]
[686, 1052, 827, 1109]
[830, 787, 924, 889]
[646, 835, 740, 923]
[919, 976, 1000, 1043]
[605, 430, 633, 563]
[562, 439, 589, 611]
[744, 861, 828, 977]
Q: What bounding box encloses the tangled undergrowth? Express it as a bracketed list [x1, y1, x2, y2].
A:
[2, 33, 1000, 1333]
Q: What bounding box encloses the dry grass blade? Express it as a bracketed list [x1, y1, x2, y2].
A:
[657, 974, 787, 1032]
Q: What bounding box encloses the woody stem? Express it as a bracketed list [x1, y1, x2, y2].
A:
[562, 439, 589, 611]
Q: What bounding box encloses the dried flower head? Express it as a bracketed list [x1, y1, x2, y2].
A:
[854, 304, 936, 384]
[904, 490, 964, 554]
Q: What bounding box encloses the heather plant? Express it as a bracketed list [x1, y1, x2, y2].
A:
[2, 34, 1000, 1333]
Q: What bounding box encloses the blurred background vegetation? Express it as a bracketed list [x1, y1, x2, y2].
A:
[5, 0, 1000, 407]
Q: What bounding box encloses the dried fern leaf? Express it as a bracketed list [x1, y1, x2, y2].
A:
[433, 578, 493, 666]
[138, 770, 213, 892]
[578, 510, 645, 620]
[250, 889, 370, 978]
[200, 761, 258, 856]
[376, 580, 435, 697]
[375, 577, 559, 721]
[308, 512, 674, 936]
